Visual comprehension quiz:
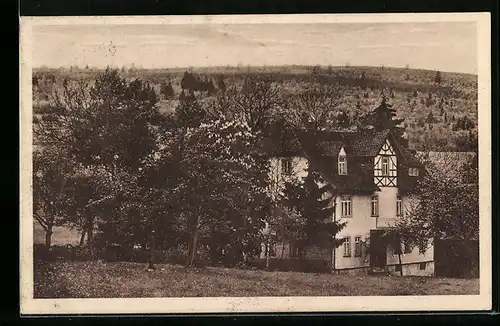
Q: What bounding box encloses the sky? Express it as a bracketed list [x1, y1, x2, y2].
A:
[32, 22, 478, 74]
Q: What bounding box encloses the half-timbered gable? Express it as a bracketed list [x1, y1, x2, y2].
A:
[373, 139, 398, 187]
[263, 126, 432, 276]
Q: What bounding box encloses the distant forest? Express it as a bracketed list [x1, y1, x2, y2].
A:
[32, 65, 478, 152]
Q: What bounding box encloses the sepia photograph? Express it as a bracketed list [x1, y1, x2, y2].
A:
[19, 13, 491, 314]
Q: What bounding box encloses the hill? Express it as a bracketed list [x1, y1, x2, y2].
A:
[32, 65, 478, 152]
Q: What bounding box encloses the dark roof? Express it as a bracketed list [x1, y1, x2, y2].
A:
[316, 141, 343, 156]
[296, 131, 379, 193]
[264, 128, 423, 194]
[349, 129, 391, 156]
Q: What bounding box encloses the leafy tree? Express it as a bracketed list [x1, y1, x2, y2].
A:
[34, 68, 165, 258]
[180, 71, 198, 90]
[33, 147, 73, 248]
[434, 70, 442, 85]
[32, 75, 39, 88]
[175, 118, 270, 266]
[216, 74, 226, 94]
[161, 81, 175, 99]
[360, 70, 367, 89]
[282, 166, 346, 260]
[384, 153, 479, 258]
[215, 76, 285, 134]
[288, 85, 343, 131]
[426, 93, 433, 107]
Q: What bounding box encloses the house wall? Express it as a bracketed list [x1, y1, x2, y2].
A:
[332, 191, 434, 275]
[334, 195, 374, 269]
[377, 186, 399, 219]
[268, 156, 308, 198]
[267, 153, 434, 276]
[386, 241, 435, 275]
[386, 262, 435, 277]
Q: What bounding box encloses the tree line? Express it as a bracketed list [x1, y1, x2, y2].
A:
[33, 68, 479, 270]
[34, 69, 355, 267]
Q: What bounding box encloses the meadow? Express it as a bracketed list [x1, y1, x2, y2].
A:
[34, 260, 479, 298]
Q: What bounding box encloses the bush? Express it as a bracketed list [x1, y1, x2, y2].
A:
[162, 245, 187, 265]
[33, 104, 53, 115]
[33, 243, 53, 262]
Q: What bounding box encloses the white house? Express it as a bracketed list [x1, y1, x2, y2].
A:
[265, 127, 434, 276]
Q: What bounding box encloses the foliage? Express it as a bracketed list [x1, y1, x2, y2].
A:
[383, 154, 479, 253]
[160, 81, 175, 99]
[33, 65, 478, 152]
[286, 84, 345, 130]
[33, 147, 74, 247]
[174, 117, 270, 265]
[281, 166, 346, 257]
[34, 68, 166, 255]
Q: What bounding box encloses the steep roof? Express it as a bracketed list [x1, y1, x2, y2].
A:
[264, 128, 424, 194]
[316, 141, 343, 156]
[295, 130, 380, 193]
[349, 129, 391, 156]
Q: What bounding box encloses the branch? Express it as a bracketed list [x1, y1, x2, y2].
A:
[34, 213, 48, 231]
[84, 195, 114, 208]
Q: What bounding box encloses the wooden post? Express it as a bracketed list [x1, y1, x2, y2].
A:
[398, 252, 403, 276]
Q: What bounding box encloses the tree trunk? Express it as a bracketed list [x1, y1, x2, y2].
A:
[45, 226, 53, 249]
[329, 237, 335, 273]
[398, 253, 403, 276]
[87, 219, 94, 260]
[265, 241, 270, 270]
[186, 214, 202, 267]
[79, 228, 86, 247]
[148, 230, 156, 270]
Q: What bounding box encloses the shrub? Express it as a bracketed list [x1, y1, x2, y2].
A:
[33, 104, 53, 115]
[33, 243, 53, 262]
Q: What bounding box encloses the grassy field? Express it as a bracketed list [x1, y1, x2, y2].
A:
[33, 221, 80, 246]
[34, 261, 479, 298]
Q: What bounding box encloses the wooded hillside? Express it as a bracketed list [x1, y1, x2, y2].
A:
[33, 65, 478, 152]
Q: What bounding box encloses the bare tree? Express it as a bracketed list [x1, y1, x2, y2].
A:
[288, 84, 344, 130]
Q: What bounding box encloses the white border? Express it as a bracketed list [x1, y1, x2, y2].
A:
[19, 13, 492, 314]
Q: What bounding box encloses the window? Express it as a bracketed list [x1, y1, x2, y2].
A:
[382, 157, 389, 176]
[338, 155, 347, 175]
[396, 195, 402, 216]
[343, 237, 351, 257]
[281, 158, 292, 175]
[419, 262, 426, 270]
[395, 264, 402, 272]
[371, 195, 379, 216]
[341, 196, 352, 217]
[354, 236, 362, 257]
[409, 167, 419, 177]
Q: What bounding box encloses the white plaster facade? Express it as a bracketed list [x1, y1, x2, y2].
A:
[268, 135, 434, 276]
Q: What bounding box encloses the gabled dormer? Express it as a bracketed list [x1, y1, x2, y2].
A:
[338, 146, 347, 175]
